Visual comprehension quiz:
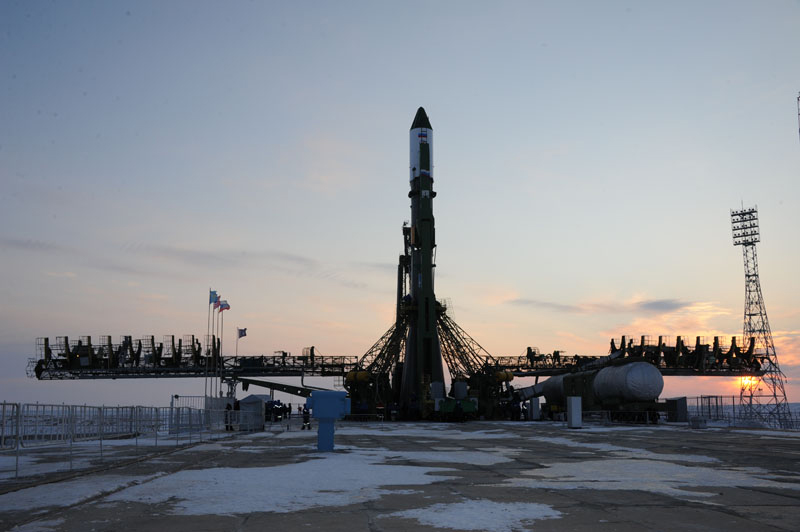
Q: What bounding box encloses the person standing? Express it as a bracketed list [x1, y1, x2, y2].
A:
[225, 403, 233, 431]
[302, 407, 311, 430]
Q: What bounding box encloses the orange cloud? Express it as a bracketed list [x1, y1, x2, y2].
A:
[773, 330, 800, 366]
[601, 301, 733, 341]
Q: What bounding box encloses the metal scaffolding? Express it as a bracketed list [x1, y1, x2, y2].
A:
[731, 206, 793, 429]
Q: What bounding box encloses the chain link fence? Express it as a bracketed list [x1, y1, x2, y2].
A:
[685, 395, 799, 429]
[0, 402, 263, 480]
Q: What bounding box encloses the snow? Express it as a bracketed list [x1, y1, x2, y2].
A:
[5, 421, 800, 521]
[384, 499, 561, 531]
[525, 435, 718, 463]
[573, 425, 659, 433]
[730, 429, 800, 438]
[505, 458, 800, 499]
[371, 449, 516, 466]
[105, 448, 456, 515]
[0, 454, 94, 480]
[0, 474, 161, 511]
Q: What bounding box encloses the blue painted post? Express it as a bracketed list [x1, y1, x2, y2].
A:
[305, 391, 350, 452]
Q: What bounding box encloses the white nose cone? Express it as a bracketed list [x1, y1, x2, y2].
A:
[410, 107, 433, 181]
[593, 361, 664, 402]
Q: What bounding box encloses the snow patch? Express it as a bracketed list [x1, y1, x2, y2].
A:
[105, 449, 455, 515]
[526, 435, 717, 463]
[385, 499, 561, 531]
[0, 474, 161, 511]
[730, 429, 800, 438]
[506, 458, 800, 499]
[383, 450, 515, 466]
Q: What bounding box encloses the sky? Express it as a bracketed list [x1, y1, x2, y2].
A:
[1, 1, 799, 407]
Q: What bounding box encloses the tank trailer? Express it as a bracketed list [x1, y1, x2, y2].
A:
[517, 360, 665, 423]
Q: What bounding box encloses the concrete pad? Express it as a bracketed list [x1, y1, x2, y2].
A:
[2, 421, 799, 531]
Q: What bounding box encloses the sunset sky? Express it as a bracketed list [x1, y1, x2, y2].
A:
[2, 1, 798, 406]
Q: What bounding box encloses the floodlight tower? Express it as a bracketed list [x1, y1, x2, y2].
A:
[730, 206, 793, 428]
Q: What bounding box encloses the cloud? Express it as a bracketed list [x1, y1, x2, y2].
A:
[636, 299, 688, 313]
[4, 233, 368, 290]
[133, 243, 369, 289]
[132, 244, 232, 269]
[601, 301, 733, 339]
[353, 261, 397, 273]
[774, 330, 800, 366]
[511, 299, 586, 313]
[0, 237, 68, 253]
[89, 259, 186, 279]
[123, 242, 322, 271]
[509, 297, 691, 315]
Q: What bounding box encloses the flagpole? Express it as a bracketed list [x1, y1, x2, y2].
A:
[211, 308, 215, 398]
[215, 308, 220, 398]
[220, 310, 224, 397]
[236, 327, 239, 357]
[215, 309, 220, 397]
[206, 289, 211, 398]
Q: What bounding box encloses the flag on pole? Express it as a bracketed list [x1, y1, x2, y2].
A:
[209, 290, 218, 304]
[237, 328, 247, 338]
[213, 295, 221, 309]
[219, 300, 230, 312]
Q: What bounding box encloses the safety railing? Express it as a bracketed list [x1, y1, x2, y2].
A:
[685, 395, 798, 430]
[0, 402, 259, 480]
[1, 403, 20, 450]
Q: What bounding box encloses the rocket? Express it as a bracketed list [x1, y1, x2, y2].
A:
[401, 107, 445, 416]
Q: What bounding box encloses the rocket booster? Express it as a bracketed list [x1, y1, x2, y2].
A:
[402, 107, 445, 414]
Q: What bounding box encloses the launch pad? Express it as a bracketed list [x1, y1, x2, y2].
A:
[26, 108, 768, 421]
[4, 420, 800, 531]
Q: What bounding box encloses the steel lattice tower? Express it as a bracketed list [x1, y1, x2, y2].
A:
[730, 206, 793, 428]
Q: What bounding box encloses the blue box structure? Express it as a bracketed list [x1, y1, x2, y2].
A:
[305, 391, 350, 451]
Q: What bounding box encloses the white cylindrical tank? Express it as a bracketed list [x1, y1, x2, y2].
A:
[592, 361, 663, 402]
[540, 374, 566, 404]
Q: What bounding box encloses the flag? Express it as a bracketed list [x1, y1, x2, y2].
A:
[237, 328, 247, 338]
[213, 295, 221, 309]
[219, 300, 230, 312]
[209, 290, 218, 304]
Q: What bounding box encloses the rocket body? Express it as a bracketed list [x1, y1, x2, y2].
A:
[401, 107, 445, 415]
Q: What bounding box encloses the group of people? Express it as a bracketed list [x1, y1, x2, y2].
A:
[225, 400, 312, 431]
[268, 402, 293, 422]
[265, 402, 312, 430]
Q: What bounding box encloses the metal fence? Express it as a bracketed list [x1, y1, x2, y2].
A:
[685, 395, 799, 429]
[0, 402, 264, 480]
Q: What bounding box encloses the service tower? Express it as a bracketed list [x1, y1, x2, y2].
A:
[401, 107, 445, 417]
